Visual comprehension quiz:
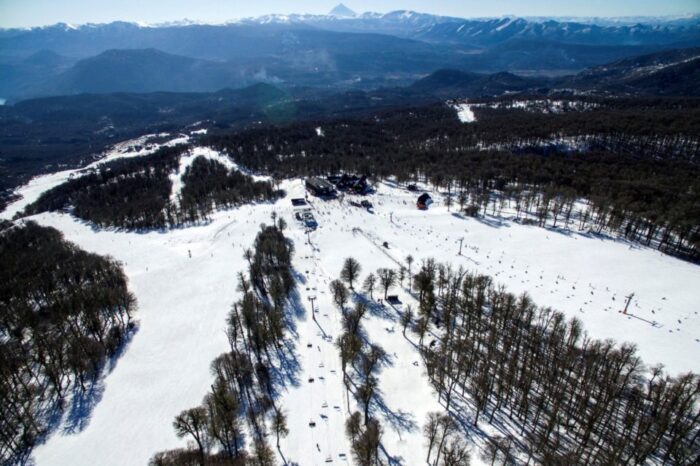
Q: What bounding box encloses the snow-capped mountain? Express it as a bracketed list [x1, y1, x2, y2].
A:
[329, 3, 357, 18]
[5, 7, 697, 46]
[1, 6, 699, 101]
[412, 16, 700, 46]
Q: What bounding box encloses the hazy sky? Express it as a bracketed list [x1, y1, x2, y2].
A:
[1, 0, 699, 28]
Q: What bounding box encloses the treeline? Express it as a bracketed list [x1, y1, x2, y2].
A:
[0, 221, 136, 465]
[20, 147, 279, 229]
[331, 259, 386, 465]
[398, 258, 700, 465]
[150, 219, 295, 466]
[330, 258, 470, 465]
[208, 100, 700, 261]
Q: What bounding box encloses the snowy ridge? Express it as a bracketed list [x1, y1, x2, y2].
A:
[1, 133, 190, 220]
[14, 9, 695, 34]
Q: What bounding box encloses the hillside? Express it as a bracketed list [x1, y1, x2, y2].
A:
[566, 46, 700, 94]
[2, 137, 699, 465]
[410, 69, 542, 97]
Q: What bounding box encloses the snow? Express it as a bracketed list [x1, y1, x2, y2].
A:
[190, 128, 208, 135]
[453, 103, 476, 123]
[3, 147, 699, 465]
[495, 18, 514, 31]
[315, 126, 325, 137]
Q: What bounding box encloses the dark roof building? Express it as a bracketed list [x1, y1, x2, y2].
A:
[305, 177, 335, 196]
[417, 193, 433, 209]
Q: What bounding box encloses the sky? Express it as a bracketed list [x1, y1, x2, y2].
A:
[1, 0, 699, 28]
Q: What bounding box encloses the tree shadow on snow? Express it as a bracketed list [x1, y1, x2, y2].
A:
[372, 389, 418, 435]
[474, 215, 510, 229]
[353, 293, 397, 323]
[61, 381, 106, 434]
[269, 337, 303, 392]
[267, 287, 305, 392]
[62, 321, 139, 434]
[20, 320, 141, 449]
[379, 443, 404, 466]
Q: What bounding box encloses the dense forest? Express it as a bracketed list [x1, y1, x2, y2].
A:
[0, 220, 136, 465]
[330, 256, 700, 465]
[178, 157, 277, 225]
[150, 219, 296, 465]
[20, 146, 280, 229]
[207, 97, 700, 261]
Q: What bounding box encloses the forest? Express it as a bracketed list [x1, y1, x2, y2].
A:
[20, 146, 280, 230]
[150, 218, 296, 466]
[0, 220, 136, 465]
[329, 256, 700, 465]
[207, 97, 700, 261]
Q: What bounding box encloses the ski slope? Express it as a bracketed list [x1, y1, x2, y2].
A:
[3, 146, 699, 465]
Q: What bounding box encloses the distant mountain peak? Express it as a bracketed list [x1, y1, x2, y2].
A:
[329, 3, 356, 18]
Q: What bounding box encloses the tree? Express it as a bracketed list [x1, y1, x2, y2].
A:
[434, 414, 457, 466]
[272, 409, 289, 449]
[356, 375, 378, 426]
[377, 268, 397, 299]
[401, 306, 413, 338]
[406, 255, 415, 287]
[398, 266, 407, 287]
[173, 407, 209, 462]
[362, 273, 377, 299]
[337, 332, 362, 409]
[346, 411, 363, 444]
[481, 436, 513, 466]
[350, 418, 383, 466]
[415, 316, 429, 347]
[442, 437, 471, 466]
[341, 257, 362, 290]
[204, 382, 242, 458]
[330, 279, 349, 311]
[252, 437, 276, 466]
[425, 412, 441, 464]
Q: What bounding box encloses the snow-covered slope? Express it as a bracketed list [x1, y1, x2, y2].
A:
[3, 145, 699, 465]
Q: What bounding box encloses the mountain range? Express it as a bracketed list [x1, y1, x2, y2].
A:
[1, 5, 699, 101]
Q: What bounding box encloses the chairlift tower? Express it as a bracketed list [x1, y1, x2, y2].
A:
[623, 293, 634, 314]
[308, 295, 317, 321]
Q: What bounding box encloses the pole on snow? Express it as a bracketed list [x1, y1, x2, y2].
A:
[623, 293, 634, 314]
[309, 295, 317, 321]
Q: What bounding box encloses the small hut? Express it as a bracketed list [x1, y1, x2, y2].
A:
[417, 193, 433, 210]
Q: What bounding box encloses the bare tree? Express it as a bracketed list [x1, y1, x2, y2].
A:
[425, 412, 441, 464]
[341, 257, 362, 290]
[173, 407, 209, 462]
[401, 306, 414, 338]
[377, 268, 397, 299]
[406, 255, 415, 286]
[272, 409, 289, 449]
[330, 279, 349, 311]
[362, 273, 377, 299]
